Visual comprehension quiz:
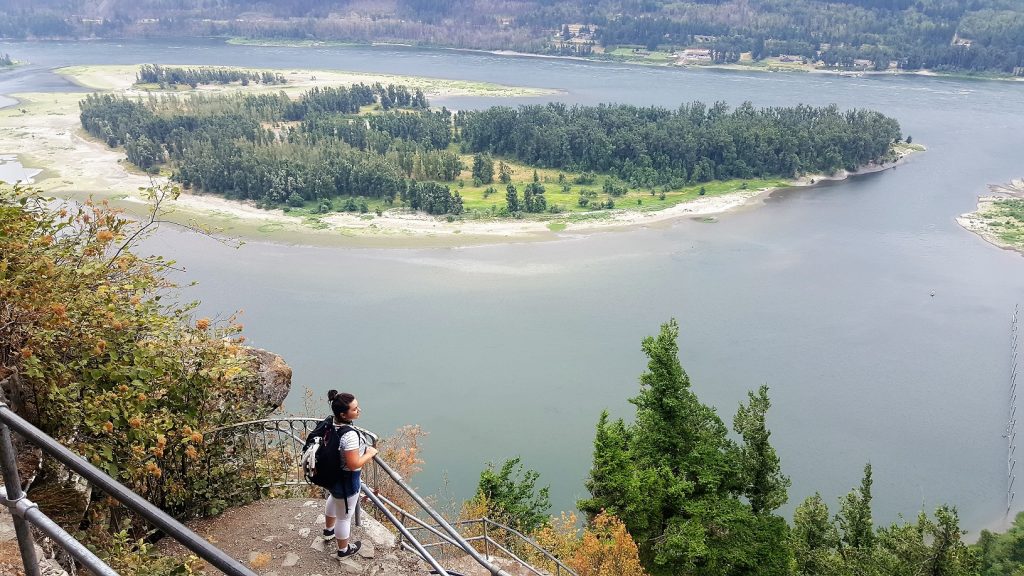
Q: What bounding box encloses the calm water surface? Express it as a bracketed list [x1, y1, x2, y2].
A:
[2, 39, 1023, 534]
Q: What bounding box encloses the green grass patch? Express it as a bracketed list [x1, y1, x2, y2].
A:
[270, 158, 789, 224]
[257, 223, 285, 233]
[985, 199, 1024, 248]
[451, 155, 788, 218]
[606, 46, 677, 64]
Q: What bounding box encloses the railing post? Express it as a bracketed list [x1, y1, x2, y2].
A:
[0, 418, 42, 576]
[483, 519, 490, 560]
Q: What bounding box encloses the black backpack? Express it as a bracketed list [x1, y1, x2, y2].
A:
[302, 417, 354, 489]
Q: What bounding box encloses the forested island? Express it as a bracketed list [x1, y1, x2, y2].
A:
[2, 0, 1023, 76]
[78, 72, 908, 222]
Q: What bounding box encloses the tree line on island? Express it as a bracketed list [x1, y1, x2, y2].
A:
[459, 102, 901, 189]
[136, 64, 288, 88]
[79, 79, 903, 218]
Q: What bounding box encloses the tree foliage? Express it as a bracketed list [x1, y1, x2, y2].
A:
[580, 319, 791, 576]
[0, 185, 271, 566]
[4, 0, 1022, 73]
[461, 102, 901, 187]
[734, 384, 790, 515]
[790, 474, 979, 576]
[580, 319, 982, 576]
[975, 512, 1024, 576]
[78, 80, 464, 215]
[136, 64, 286, 88]
[475, 456, 552, 533]
[570, 512, 649, 576]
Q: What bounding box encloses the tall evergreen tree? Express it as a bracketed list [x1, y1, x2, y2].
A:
[733, 385, 790, 515]
[506, 183, 520, 213]
[583, 319, 790, 576]
[792, 493, 841, 576]
[837, 463, 874, 551]
[578, 411, 632, 521]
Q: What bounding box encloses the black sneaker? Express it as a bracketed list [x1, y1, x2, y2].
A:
[322, 528, 335, 541]
[337, 541, 362, 559]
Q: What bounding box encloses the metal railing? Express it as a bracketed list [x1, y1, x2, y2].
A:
[385, 500, 578, 576]
[0, 402, 258, 576]
[209, 416, 576, 576]
[203, 417, 328, 505]
[455, 518, 576, 576]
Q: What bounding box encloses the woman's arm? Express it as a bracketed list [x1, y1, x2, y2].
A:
[345, 444, 378, 470]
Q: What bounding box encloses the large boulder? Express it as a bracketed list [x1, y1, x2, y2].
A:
[244, 348, 292, 413]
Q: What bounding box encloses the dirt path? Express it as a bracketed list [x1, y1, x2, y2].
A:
[158, 498, 425, 575]
[157, 498, 549, 576]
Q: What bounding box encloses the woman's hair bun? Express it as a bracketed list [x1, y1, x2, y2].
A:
[327, 389, 338, 401]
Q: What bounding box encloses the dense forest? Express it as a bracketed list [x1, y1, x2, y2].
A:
[80, 84, 465, 214]
[78, 80, 902, 217]
[459, 103, 901, 188]
[2, 0, 1023, 74]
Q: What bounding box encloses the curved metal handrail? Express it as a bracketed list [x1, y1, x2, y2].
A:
[476, 518, 577, 576]
[0, 403, 258, 576]
[207, 417, 577, 576]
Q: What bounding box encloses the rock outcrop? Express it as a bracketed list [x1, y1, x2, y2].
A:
[245, 348, 293, 412]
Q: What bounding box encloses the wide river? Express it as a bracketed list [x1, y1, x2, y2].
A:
[3, 39, 1024, 534]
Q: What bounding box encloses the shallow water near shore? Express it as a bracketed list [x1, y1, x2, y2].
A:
[4, 39, 1024, 535]
[0, 155, 40, 184]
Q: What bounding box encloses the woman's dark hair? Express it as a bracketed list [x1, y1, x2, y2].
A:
[331, 393, 356, 423]
[327, 389, 338, 402]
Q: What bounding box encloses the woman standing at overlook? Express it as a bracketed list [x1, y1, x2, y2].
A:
[321, 391, 377, 559]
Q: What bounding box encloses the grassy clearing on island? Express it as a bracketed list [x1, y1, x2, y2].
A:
[279, 154, 788, 224]
[983, 199, 1024, 248]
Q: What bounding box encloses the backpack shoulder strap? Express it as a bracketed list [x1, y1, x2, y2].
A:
[304, 416, 334, 449]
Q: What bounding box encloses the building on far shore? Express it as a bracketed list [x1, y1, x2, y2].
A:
[679, 48, 712, 62]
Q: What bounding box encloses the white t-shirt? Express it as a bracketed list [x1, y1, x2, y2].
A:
[339, 427, 365, 471]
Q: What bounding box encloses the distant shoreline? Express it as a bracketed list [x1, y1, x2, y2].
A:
[225, 37, 1024, 83]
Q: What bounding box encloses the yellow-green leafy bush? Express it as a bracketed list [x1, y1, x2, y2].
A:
[0, 185, 263, 552]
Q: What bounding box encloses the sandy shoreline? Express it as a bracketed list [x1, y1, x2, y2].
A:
[73, 150, 921, 248]
[956, 179, 1024, 256]
[0, 63, 921, 247]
